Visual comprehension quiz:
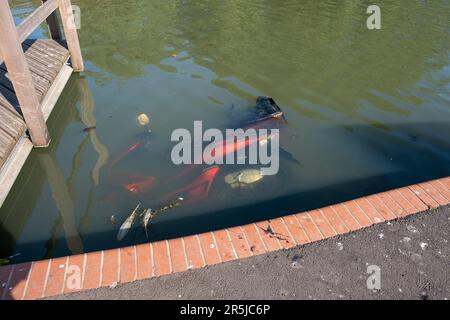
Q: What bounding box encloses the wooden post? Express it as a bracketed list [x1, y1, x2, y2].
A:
[0, 0, 51, 147]
[58, 0, 84, 71]
[42, 0, 62, 40]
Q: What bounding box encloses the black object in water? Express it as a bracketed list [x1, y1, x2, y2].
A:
[230, 96, 285, 126]
[256, 96, 283, 117]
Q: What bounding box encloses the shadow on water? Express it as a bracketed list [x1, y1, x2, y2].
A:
[4, 118, 450, 262]
[0, 77, 86, 300]
[144, 120, 450, 242]
[0, 223, 15, 263]
[107, 121, 448, 246]
[0, 75, 109, 263]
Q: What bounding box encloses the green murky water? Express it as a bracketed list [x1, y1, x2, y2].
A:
[1, 0, 449, 264]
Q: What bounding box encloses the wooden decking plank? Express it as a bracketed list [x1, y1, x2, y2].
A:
[0, 93, 23, 122]
[22, 40, 69, 74]
[23, 60, 55, 82]
[0, 83, 19, 108]
[24, 38, 66, 55]
[0, 109, 25, 135]
[23, 39, 69, 64]
[0, 67, 46, 99]
[20, 45, 60, 77]
[0, 142, 9, 163]
[23, 45, 61, 72]
[35, 39, 69, 56]
[0, 83, 16, 107]
[2, 41, 69, 102]
[0, 93, 9, 108]
[2, 68, 49, 97]
[0, 106, 25, 137]
[11, 48, 58, 80]
[23, 39, 68, 62]
[0, 100, 26, 168]
[0, 136, 33, 207]
[18, 60, 52, 93]
[0, 125, 18, 145]
[25, 64, 53, 89]
[0, 39, 71, 105]
[0, 59, 53, 86]
[41, 64, 73, 120]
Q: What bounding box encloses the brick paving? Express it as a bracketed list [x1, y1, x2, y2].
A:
[1, 177, 449, 300]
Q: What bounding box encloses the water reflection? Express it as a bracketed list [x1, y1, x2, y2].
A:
[78, 79, 109, 185]
[73, 0, 450, 122]
[37, 153, 84, 255]
[2, 0, 449, 263]
[0, 76, 108, 262]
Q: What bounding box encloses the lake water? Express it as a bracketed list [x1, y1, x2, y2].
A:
[1, 0, 449, 264]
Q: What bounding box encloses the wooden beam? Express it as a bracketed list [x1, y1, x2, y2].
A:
[0, 0, 51, 147]
[0, 0, 59, 64]
[0, 135, 33, 208]
[41, 64, 73, 120]
[16, 0, 59, 43]
[58, 0, 84, 72]
[42, 0, 62, 40]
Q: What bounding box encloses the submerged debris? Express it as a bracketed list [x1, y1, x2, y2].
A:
[83, 126, 96, 132]
[110, 215, 118, 225]
[152, 197, 184, 215]
[116, 198, 184, 241]
[224, 169, 264, 188]
[0, 258, 9, 266]
[117, 204, 141, 241]
[142, 209, 155, 238]
[0, 253, 21, 266]
[137, 113, 150, 126]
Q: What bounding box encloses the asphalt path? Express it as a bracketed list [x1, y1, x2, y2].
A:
[48, 206, 449, 300]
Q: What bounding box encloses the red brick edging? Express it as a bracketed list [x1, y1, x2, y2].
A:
[1, 177, 449, 300]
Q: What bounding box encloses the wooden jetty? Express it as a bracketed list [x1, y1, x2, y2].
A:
[0, 0, 83, 206]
